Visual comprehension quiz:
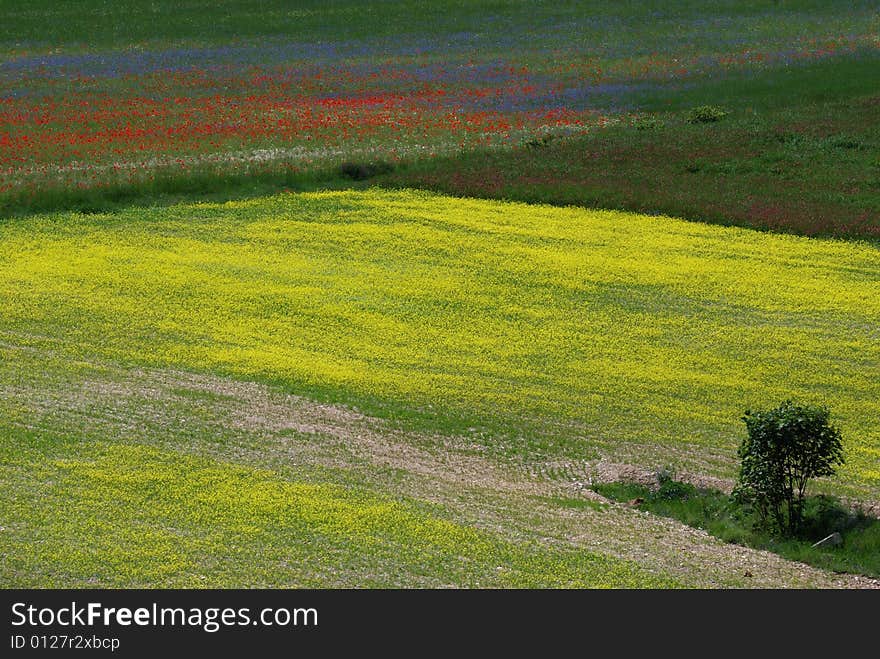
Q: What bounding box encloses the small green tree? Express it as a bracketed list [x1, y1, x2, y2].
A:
[732, 400, 844, 536]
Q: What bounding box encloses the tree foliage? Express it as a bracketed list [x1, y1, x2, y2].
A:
[733, 400, 844, 535]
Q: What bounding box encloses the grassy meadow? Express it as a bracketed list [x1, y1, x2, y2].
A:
[3, 0, 878, 241]
[2, 190, 879, 587]
[2, 190, 878, 490]
[1, 1, 878, 588]
[382, 55, 880, 240]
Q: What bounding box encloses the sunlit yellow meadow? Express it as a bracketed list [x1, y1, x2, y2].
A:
[1, 189, 877, 494]
[2, 442, 669, 587]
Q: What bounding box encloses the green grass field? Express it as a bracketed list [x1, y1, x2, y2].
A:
[5, 439, 682, 588]
[3, 0, 878, 242]
[2, 190, 878, 587]
[594, 480, 880, 579]
[382, 55, 880, 240]
[6, 0, 876, 54]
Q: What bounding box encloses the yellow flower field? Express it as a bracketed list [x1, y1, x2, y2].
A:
[1, 189, 877, 494]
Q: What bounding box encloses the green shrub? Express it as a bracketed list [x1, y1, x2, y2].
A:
[654, 464, 676, 485]
[338, 160, 394, 180]
[828, 135, 866, 150]
[686, 105, 728, 124]
[524, 133, 555, 149]
[633, 116, 664, 131]
[655, 478, 696, 501]
[733, 400, 844, 536]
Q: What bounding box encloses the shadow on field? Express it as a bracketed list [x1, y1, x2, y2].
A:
[595, 478, 880, 580]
